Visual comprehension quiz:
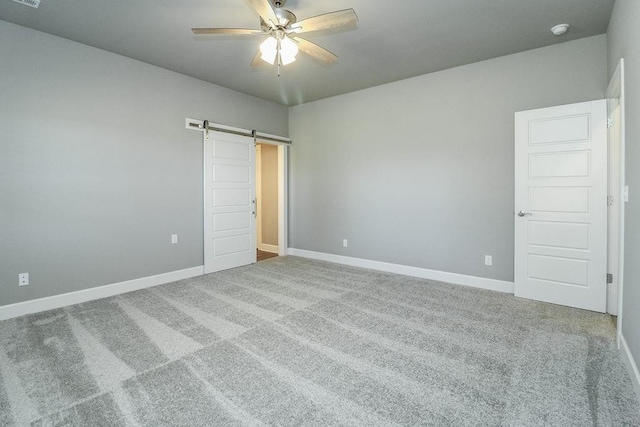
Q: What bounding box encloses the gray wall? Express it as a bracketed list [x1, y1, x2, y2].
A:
[289, 35, 607, 282]
[0, 20, 288, 307]
[607, 0, 640, 382]
[260, 144, 279, 246]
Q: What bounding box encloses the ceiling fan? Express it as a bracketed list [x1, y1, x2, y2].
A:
[192, 0, 358, 75]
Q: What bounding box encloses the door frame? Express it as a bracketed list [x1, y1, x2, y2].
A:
[255, 142, 283, 254]
[255, 144, 265, 252]
[607, 99, 621, 315]
[254, 133, 289, 257]
[605, 59, 626, 342]
[186, 119, 290, 264]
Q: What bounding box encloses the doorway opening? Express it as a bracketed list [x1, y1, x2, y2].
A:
[256, 143, 280, 261]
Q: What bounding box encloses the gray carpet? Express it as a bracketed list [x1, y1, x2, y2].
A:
[0, 256, 639, 426]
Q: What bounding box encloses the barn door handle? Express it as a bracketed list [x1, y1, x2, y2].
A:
[517, 210, 532, 217]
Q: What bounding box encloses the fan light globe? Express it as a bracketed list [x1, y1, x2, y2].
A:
[260, 35, 298, 66]
[260, 37, 278, 64]
[280, 36, 298, 65]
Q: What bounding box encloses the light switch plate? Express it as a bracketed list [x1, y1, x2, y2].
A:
[171, 234, 178, 244]
[623, 186, 629, 203]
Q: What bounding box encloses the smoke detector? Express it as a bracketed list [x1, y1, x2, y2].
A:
[12, 0, 40, 8]
[551, 24, 570, 36]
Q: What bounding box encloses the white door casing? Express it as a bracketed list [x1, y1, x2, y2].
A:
[607, 99, 621, 315]
[515, 100, 608, 312]
[256, 144, 263, 251]
[204, 130, 256, 274]
[255, 143, 280, 254]
[605, 59, 625, 342]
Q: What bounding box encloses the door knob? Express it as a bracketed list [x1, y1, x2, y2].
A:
[517, 210, 532, 217]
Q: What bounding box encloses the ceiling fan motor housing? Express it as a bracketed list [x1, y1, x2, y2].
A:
[261, 7, 297, 31]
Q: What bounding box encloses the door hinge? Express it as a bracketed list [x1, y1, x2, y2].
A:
[607, 273, 613, 284]
[607, 118, 615, 128]
[607, 195, 614, 206]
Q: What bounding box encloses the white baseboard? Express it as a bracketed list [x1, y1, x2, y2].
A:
[0, 266, 204, 322]
[258, 243, 279, 254]
[287, 248, 514, 294]
[620, 333, 640, 406]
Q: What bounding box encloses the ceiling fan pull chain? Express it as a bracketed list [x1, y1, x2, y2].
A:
[277, 38, 282, 77]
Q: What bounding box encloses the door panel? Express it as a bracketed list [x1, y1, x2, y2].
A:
[529, 151, 590, 178]
[527, 255, 589, 287]
[213, 189, 251, 207]
[529, 187, 590, 213]
[204, 131, 256, 274]
[214, 235, 251, 256]
[214, 139, 251, 159]
[213, 164, 250, 182]
[528, 221, 590, 250]
[515, 100, 607, 312]
[214, 212, 252, 232]
[529, 114, 590, 144]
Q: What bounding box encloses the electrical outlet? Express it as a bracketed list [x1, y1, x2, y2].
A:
[171, 234, 178, 244]
[484, 255, 493, 266]
[343, 239, 348, 248]
[19, 273, 29, 286]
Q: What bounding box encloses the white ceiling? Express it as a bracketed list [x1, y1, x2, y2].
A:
[0, 0, 614, 106]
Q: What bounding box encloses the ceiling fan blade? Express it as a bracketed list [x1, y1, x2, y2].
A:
[293, 37, 338, 65]
[192, 28, 264, 35]
[289, 9, 358, 34]
[247, 0, 279, 29]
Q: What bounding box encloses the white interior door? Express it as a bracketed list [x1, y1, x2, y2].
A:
[204, 130, 256, 274]
[515, 100, 607, 312]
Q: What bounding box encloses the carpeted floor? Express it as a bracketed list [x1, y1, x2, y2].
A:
[0, 256, 639, 426]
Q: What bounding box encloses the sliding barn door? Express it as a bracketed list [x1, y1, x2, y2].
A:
[204, 131, 256, 274]
[514, 100, 607, 312]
